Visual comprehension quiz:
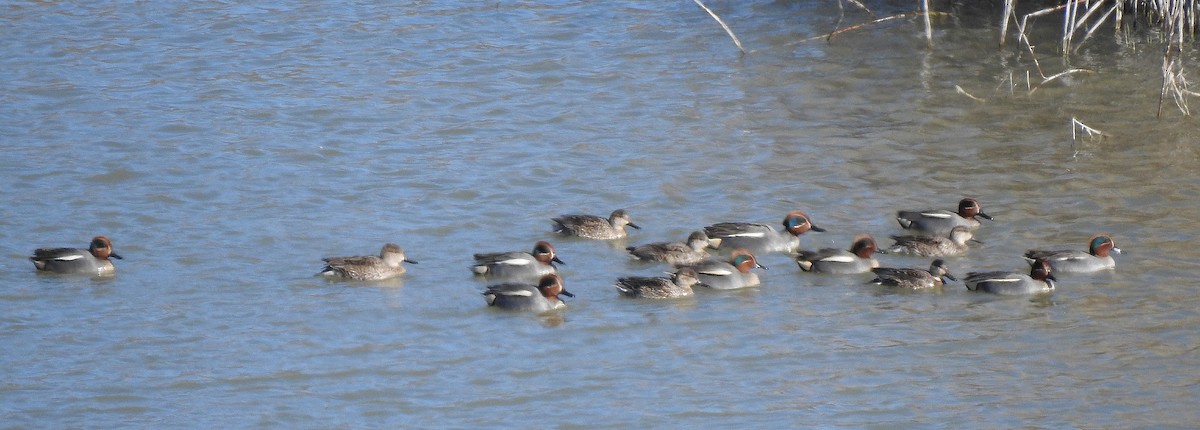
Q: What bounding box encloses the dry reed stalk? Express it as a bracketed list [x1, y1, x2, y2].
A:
[1063, 0, 1097, 50]
[1159, 41, 1195, 116]
[1016, 3, 1071, 45]
[1006, 0, 1199, 116]
[1058, 0, 1122, 53]
[1062, 0, 1077, 49]
[1013, 3, 1071, 78]
[1155, 0, 1200, 117]
[1072, 3, 1118, 53]
[922, 0, 933, 48]
[692, 0, 745, 55]
[1010, 2, 1103, 94]
[1000, 0, 1014, 47]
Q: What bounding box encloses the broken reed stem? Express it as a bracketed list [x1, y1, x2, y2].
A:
[1071, 117, 1105, 142]
[1159, 38, 1189, 116]
[1067, 0, 1106, 38]
[1157, 1, 1195, 117]
[1010, 0, 1197, 115]
[955, 85, 985, 102]
[922, 0, 933, 48]
[1017, 3, 1070, 47]
[1062, 0, 1077, 50]
[1014, 4, 1071, 79]
[1030, 68, 1096, 94]
[1073, 4, 1118, 53]
[843, 0, 874, 17]
[1063, 0, 1109, 53]
[1000, 0, 1013, 47]
[692, 0, 745, 54]
[832, 0, 846, 40]
[831, 0, 877, 36]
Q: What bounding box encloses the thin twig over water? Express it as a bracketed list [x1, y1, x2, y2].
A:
[955, 85, 985, 102]
[799, 11, 950, 43]
[692, 0, 745, 55]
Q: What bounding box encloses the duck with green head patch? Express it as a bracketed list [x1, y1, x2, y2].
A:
[1023, 234, 1120, 273]
[675, 248, 764, 290]
[703, 211, 826, 255]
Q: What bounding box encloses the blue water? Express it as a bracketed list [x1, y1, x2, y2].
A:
[3, 1, 1199, 427]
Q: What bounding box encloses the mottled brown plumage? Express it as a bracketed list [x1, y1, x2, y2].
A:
[320, 243, 417, 281]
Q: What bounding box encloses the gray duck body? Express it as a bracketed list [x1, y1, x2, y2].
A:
[31, 236, 123, 276]
[614, 268, 700, 299]
[626, 231, 712, 266]
[887, 226, 978, 257]
[472, 241, 564, 281]
[1023, 234, 1120, 273]
[965, 259, 1057, 295]
[552, 209, 640, 240]
[703, 211, 825, 255]
[871, 260, 956, 290]
[320, 243, 417, 281]
[896, 198, 992, 237]
[483, 274, 573, 312]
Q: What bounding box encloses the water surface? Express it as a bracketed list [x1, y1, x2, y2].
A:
[2, 1, 1199, 428]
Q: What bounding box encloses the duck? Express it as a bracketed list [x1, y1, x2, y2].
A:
[796, 234, 881, 274]
[1023, 234, 1120, 273]
[896, 197, 993, 237]
[614, 267, 700, 299]
[886, 226, 981, 257]
[675, 248, 765, 290]
[703, 211, 825, 255]
[626, 231, 713, 266]
[472, 241, 564, 281]
[870, 259, 956, 289]
[482, 274, 574, 312]
[30, 236, 123, 276]
[552, 209, 640, 240]
[965, 258, 1057, 295]
[319, 243, 417, 281]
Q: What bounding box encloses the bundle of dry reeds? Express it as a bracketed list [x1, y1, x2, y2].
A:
[1002, 0, 1199, 116]
[692, 1, 1198, 116]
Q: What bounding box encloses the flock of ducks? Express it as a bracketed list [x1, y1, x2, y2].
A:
[29, 198, 1121, 313]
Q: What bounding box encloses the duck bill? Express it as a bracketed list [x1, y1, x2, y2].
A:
[810, 224, 827, 232]
[943, 274, 958, 282]
[627, 223, 641, 230]
[756, 262, 768, 270]
[559, 289, 575, 298]
[552, 256, 566, 265]
[977, 212, 994, 221]
[109, 253, 124, 260]
[404, 259, 419, 264]
[969, 239, 985, 244]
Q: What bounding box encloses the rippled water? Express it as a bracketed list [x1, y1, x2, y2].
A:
[3, 1, 1200, 427]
